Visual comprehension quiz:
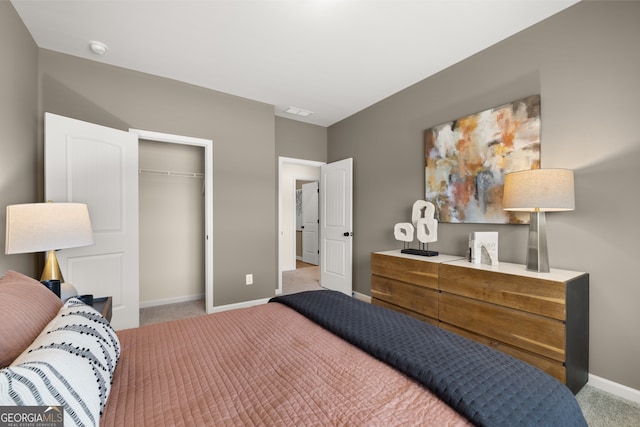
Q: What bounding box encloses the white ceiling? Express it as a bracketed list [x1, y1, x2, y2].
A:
[11, 0, 579, 127]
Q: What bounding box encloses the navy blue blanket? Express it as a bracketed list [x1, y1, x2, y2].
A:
[270, 290, 587, 427]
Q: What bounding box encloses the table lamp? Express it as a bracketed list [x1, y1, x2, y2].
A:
[502, 169, 574, 273]
[5, 202, 94, 298]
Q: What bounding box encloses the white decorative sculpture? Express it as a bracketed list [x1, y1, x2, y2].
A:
[416, 218, 437, 243]
[411, 200, 430, 227]
[394, 200, 439, 256]
[413, 201, 438, 244]
[394, 222, 415, 242]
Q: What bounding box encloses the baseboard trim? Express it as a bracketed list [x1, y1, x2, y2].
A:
[353, 291, 371, 303]
[211, 297, 270, 313]
[140, 293, 204, 309]
[588, 374, 640, 403]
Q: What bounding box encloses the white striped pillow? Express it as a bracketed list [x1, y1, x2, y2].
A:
[0, 298, 120, 427]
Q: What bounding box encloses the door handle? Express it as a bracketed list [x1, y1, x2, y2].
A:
[343, 232, 353, 237]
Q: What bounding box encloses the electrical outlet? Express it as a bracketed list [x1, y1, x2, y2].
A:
[245, 274, 253, 285]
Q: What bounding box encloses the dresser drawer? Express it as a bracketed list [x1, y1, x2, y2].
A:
[439, 293, 566, 362]
[440, 322, 566, 383]
[439, 263, 567, 320]
[371, 252, 439, 290]
[373, 298, 438, 326]
[372, 275, 438, 320]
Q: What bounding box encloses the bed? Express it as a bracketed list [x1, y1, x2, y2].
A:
[0, 270, 587, 426]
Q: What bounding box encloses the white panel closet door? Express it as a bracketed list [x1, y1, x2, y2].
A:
[319, 158, 353, 296]
[45, 112, 140, 330]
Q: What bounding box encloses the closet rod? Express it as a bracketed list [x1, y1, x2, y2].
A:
[138, 168, 204, 178]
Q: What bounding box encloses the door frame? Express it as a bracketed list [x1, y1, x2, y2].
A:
[278, 156, 325, 294]
[130, 129, 214, 313]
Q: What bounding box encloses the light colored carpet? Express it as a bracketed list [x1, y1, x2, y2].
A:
[576, 384, 640, 426]
[140, 298, 206, 326]
[140, 266, 321, 326]
[282, 265, 323, 295]
[139, 277, 640, 425]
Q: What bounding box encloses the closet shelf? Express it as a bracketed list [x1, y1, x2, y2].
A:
[139, 168, 204, 178]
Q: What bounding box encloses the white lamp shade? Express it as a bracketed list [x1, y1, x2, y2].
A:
[5, 203, 94, 254]
[503, 169, 575, 212]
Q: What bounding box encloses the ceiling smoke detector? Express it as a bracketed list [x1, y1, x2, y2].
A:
[89, 41, 108, 55]
[285, 107, 313, 118]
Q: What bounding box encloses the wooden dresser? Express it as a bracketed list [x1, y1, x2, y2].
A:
[371, 250, 589, 393]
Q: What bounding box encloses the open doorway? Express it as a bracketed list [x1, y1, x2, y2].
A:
[278, 157, 324, 294]
[285, 179, 322, 294]
[138, 140, 205, 310]
[278, 156, 354, 297]
[130, 129, 214, 315]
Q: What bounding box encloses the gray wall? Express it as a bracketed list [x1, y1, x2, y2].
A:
[328, 1, 640, 390]
[275, 116, 327, 161]
[0, 2, 38, 276]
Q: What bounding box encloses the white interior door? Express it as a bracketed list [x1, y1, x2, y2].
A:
[320, 158, 353, 295]
[301, 181, 319, 265]
[45, 113, 139, 330]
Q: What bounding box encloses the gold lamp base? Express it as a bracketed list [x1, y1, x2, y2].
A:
[40, 250, 78, 301]
[40, 250, 65, 282]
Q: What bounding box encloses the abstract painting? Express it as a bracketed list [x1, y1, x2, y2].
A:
[425, 95, 540, 224]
